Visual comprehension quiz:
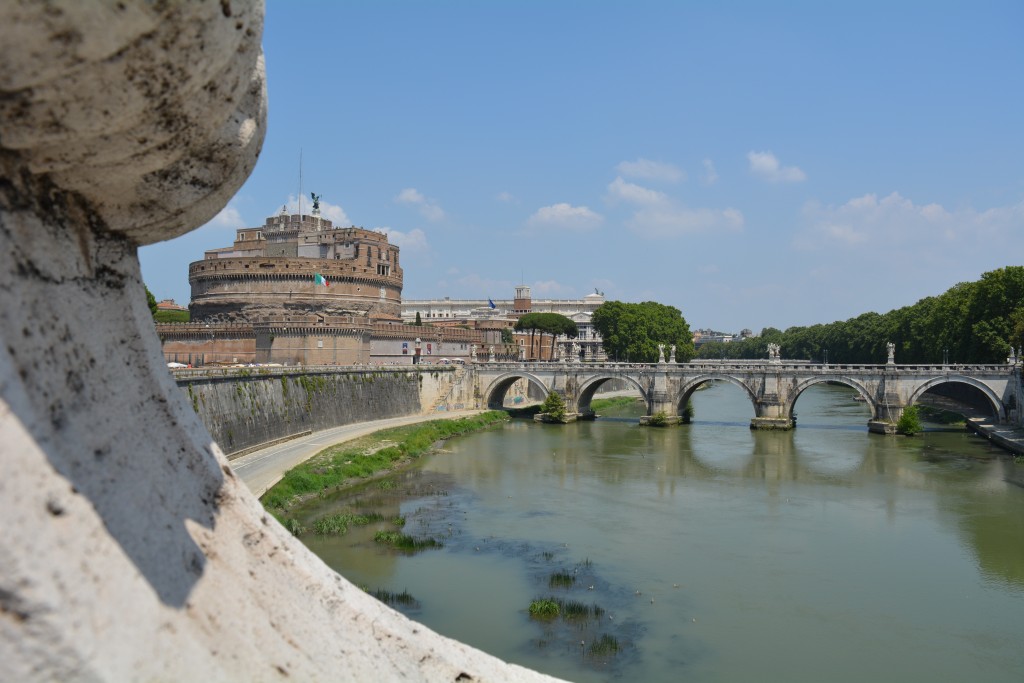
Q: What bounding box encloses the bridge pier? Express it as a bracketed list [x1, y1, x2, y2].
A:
[867, 404, 905, 434]
[750, 400, 794, 431]
[639, 372, 684, 426]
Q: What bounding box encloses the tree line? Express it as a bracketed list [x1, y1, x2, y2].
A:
[694, 266, 1024, 364]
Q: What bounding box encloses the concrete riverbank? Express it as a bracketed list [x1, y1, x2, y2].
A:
[967, 419, 1024, 456]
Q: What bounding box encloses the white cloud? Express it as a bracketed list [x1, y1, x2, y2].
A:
[701, 158, 719, 186]
[209, 203, 245, 229]
[606, 176, 742, 238]
[376, 226, 429, 252]
[747, 151, 806, 183]
[627, 205, 744, 239]
[616, 158, 685, 183]
[395, 187, 445, 222]
[285, 194, 351, 226]
[531, 279, 574, 296]
[798, 192, 1024, 251]
[436, 272, 515, 297]
[527, 203, 603, 231]
[606, 177, 668, 206]
[496, 191, 516, 203]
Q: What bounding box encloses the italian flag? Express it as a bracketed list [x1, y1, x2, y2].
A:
[314, 273, 330, 287]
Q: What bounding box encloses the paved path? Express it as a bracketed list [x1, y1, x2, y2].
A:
[231, 410, 484, 498]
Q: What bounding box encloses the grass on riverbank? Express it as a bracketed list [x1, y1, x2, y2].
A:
[589, 396, 641, 412]
[261, 411, 508, 511]
[917, 404, 968, 426]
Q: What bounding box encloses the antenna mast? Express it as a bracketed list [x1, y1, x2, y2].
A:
[298, 148, 303, 216]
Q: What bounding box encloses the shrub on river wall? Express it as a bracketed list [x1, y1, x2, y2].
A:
[647, 411, 669, 426]
[897, 405, 922, 436]
[261, 411, 509, 510]
[540, 392, 567, 421]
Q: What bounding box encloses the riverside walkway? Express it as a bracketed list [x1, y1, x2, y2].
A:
[231, 409, 484, 497]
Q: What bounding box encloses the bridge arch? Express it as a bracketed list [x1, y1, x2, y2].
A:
[675, 375, 760, 417]
[481, 371, 551, 410]
[577, 374, 650, 414]
[908, 375, 1006, 421]
[785, 377, 879, 420]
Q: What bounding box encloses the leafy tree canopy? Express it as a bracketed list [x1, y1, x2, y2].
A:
[514, 312, 578, 338]
[145, 285, 158, 317]
[694, 266, 1024, 364]
[592, 301, 694, 363]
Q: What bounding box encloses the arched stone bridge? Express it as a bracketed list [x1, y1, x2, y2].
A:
[472, 360, 1022, 433]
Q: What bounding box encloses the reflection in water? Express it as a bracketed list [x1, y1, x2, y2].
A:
[299, 383, 1024, 683]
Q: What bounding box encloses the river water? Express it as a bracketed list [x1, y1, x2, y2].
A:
[297, 383, 1024, 682]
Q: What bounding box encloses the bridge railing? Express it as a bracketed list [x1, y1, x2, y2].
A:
[472, 360, 1015, 375]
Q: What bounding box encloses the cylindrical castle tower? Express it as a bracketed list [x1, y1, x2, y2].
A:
[188, 211, 403, 322]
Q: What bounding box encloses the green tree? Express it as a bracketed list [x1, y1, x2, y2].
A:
[500, 327, 514, 344]
[592, 301, 694, 363]
[145, 285, 158, 318]
[414, 311, 422, 326]
[896, 405, 922, 436]
[515, 313, 577, 361]
[514, 313, 541, 359]
[694, 267, 1024, 365]
[540, 391, 567, 421]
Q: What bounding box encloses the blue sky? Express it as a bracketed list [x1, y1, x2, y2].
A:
[140, 0, 1024, 333]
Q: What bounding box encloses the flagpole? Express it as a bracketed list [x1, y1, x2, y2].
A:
[298, 149, 303, 216]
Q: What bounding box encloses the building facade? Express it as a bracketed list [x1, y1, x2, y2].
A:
[402, 286, 608, 362]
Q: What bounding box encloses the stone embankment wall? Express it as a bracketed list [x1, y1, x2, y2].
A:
[178, 367, 466, 455]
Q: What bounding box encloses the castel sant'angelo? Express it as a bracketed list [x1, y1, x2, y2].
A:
[159, 198, 485, 365]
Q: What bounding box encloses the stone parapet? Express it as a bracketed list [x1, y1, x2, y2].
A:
[0, 3, 555, 681]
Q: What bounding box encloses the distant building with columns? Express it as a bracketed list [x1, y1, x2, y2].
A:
[402, 286, 608, 362]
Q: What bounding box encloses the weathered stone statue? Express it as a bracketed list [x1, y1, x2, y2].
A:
[669, 345, 677, 363]
[887, 341, 896, 364]
[658, 344, 666, 363]
[571, 341, 581, 363]
[767, 343, 781, 361]
[488, 344, 496, 362]
[0, 4, 551, 682]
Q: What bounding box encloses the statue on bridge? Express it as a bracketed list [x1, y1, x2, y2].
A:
[669, 344, 677, 363]
[571, 341, 581, 363]
[887, 342, 895, 364]
[767, 343, 781, 362]
[658, 344, 666, 364]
